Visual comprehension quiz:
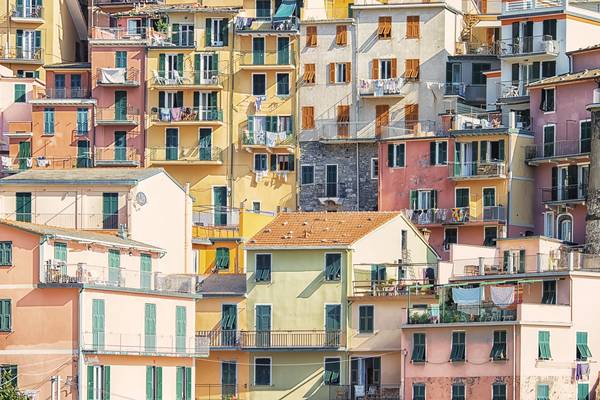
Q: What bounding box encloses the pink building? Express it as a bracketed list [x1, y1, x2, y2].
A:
[527, 46, 600, 245]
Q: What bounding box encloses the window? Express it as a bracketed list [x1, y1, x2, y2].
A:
[16, 192, 31, 223]
[276, 73, 290, 96]
[252, 202, 261, 213]
[378, 16, 391, 39]
[14, 84, 25, 102]
[301, 165, 314, 185]
[371, 58, 397, 79]
[540, 88, 555, 112]
[77, 108, 89, 135]
[580, 120, 592, 153]
[537, 384, 549, 400]
[411, 333, 426, 362]
[543, 124, 555, 157]
[405, 59, 420, 79]
[576, 332, 592, 361]
[444, 228, 458, 251]
[543, 211, 555, 237]
[387, 143, 405, 167]
[0, 365, 17, 388]
[216, 247, 230, 270]
[541, 61, 556, 78]
[252, 74, 266, 96]
[358, 305, 374, 333]
[255, 254, 271, 282]
[451, 383, 465, 400]
[371, 158, 379, 179]
[543, 18, 557, 40]
[490, 330, 507, 360]
[484, 227, 497, 246]
[140, 254, 152, 289]
[89, 365, 111, 400]
[323, 358, 340, 385]
[479, 139, 506, 161]
[145, 366, 162, 400]
[455, 188, 469, 208]
[538, 331, 551, 360]
[207, 18, 228, 46]
[44, 107, 55, 134]
[578, 383, 589, 400]
[413, 383, 425, 400]
[558, 215, 573, 242]
[102, 193, 118, 229]
[330, 63, 350, 83]
[405, 103, 419, 123]
[0, 300, 11, 332]
[483, 188, 496, 208]
[0, 243, 12, 266]
[542, 281, 556, 304]
[303, 64, 315, 84]
[256, 0, 271, 18]
[325, 253, 341, 281]
[472, 63, 491, 85]
[430, 141, 448, 165]
[272, 154, 294, 172]
[409, 190, 437, 210]
[301, 106, 315, 129]
[401, 230, 408, 253]
[493, 383, 507, 400]
[306, 25, 317, 47]
[115, 51, 127, 69]
[175, 366, 192, 400]
[450, 331, 465, 362]
[380, 59, 392, 80]
[254, 154, 267, 171]
[406, 16, 419, 38]
[336, 25, 347, 46]
[255, 358, 271, 385]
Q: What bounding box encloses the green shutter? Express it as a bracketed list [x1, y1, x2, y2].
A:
[221, 19, 229, 45]
[538, 331, 551, 359]
[115, 51, 127, 69]
[16, 192, 31, 222]
[0, 300, 11, 331]
[412, 333, 426, 362]
[498, 139, 505, 161]
[104, 366, 110, 400]
[387, 144, 394, 167]
[431, 190, 438, 208]
[146, 367, 153, 400]
[194, 54, 201, 84]
[185, 367, 192, 399]
[145, 303, 157, 352]
[34, 31, 41, 49]
[88, 366, 94, 400]
[92, 299, 105, 350]
[140, 254, 152, 289]
[480, 140, 488, 160]
[171, 23, 180, 44]
[450, 332, 465, 361]
[519, 249, 526, 273]
[108, 249, 120, 284]
[159, 54, 165, 78]
[212, 53, 219, 72]
[537, 384, 549, 400]
[14, 84, 25, 103]
[0, 242, 12, 266]
[205, 18, 212, 46]
[397, 144, 405, 166]
[156, 367, 163, 400]
[577, 331, 592, 360]
[216, 247, 230, 269]
[54, 242, 67, 262]
[176, 306, 186, 352]
[177, 53, 184, 76]
[16, 30, 23, 48]
[176, 367, 183, 400]
[430, 142, 436, 165]
[578, 383, 589, 400]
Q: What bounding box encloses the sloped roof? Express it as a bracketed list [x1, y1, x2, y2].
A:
[567, 43, 600, 55]
[0, 168, 164, 185]
[527, 68, 600, 89]
[113, 3, 240, 16]
[245, 211, 401, 248]
[0, 219, 164, 252]
[196, 274, 246, 295]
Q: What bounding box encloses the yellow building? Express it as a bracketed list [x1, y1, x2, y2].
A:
[0, 0, 86, 78]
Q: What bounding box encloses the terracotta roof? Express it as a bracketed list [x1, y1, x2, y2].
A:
[566, 43, 600, 55]
[527, 68, 600, 89]
[113, 3, 240, 16]
[245, 211, 401, 248]
[0, 219, 164, 252]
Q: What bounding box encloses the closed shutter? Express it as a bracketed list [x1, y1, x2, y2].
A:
[205, 18, 212, 46]
[0, 300, 11, 331]
[221, 18, 229, 45]
[390, 58, 397, 78]
[387, 144, 394, 167]
[336, 25, 347, 46]
[14, 84, 25, 102]
[0, 242, 12, 266]
[176, 306, 186, 352]
[372, 59, 379, 79]
[375, 105, 389, 137]
[329, 63, 335, 83]
[344, 62, 351, 82]
[306, 26, 317, 47]
[88, 366, 94, 400]
[171, 23, 180, 44]
[145, 303, 156, 351]
[185, 368, 192, 399]
[176, 367, 183, 400]
[302, 107, 314, 129]
[303, 63, 315, 84]
[140, 254, 151, 289]
[54, 242, 67, 262]
[405, 104, 419, 124]
[104, 366, 111, 400]
[407, 16, 420, 38]
[115, 51, 127, 69]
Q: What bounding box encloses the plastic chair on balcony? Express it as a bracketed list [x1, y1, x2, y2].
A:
[173, 70, 187, 85]
[153, 70, 165, 85]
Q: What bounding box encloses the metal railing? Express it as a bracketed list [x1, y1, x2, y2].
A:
[147, 146, 223, 163]
[449, 161, 506, 178]
[94, 0, 160, 5]
[196, 384, 246, 400]
[0, 46, 42, 61]
[81, 331, 208, 356]
[90, 26, 148, 41]
[96, 67, 139, 85]
[0, 211, 127, 230]
[96, 106, 140, 124]
[352, 279, 431, 297]
[193, 206, 240, 228]
[238, 50, 295, 66]
[242, 129, 294, 146]
[526, 139, 591, 160]
[147, 30, 196, 48]
[449, 110, 531, 131]
[503, 0, 563, 12]
[33, 87, 90, 100]
[151, 107, 223, 122]
[498, 36, 559, 57]
[403, 206, 507, 225]
[455, 41, 498, 55]
[95, 147, 139, 164]
[303, 120, 439, 141]
[329, 385, 402, 400]
[196, 330, 241, 348]
[243, 330, 344, 349]
[11, 5, 43, 18]
[497, 81, 528, 98]
[359, 78, 408, 97]
[407, 304, 517, 325]
[234, 15, 299, 32]
[152, 69, 220, 86]
[542, 184, 588, 203]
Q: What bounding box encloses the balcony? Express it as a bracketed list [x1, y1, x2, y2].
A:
[0, 211, 127, 230]
[238, 51, 295, 69]
[94, 147, 140, 167]
[10, 6, 43, 22]
[42, 260, 197, 294]
[147, 146, 223, 165]
[499, 36, 559, 60]
[449, 161, 506, 180]
[147, 29, 196, 49]
[314, 182, 348, 205]
[503, 0, 564, 14]
[329, 385, 402, 400]
[542, 184, 587, 205]
[351, 263, 435, 297]
[407, 303, 517, 325]
[447, 110, 531, 133]
[242, 128, 294, 148]
[358, 78, 409, 98]
[150, 107, 223, 125]
[95, 67, 140, 87]
[526, 139, 590, 164]
[90, 27, 148, 43]
[0, 46, 43, 64]
[193, 206, 240, 229]
[234, 16, 299, 34]
[497, 81, 529, 100]
[30, 87, 94, 105]
[94, 0, 161, 5]
[96, 106, 140, 126]
[151, 70, 221, 88]
[81, 331, 208, 357]
[196, 385, 247, 400]
[196, 330, 344, 350]
[455, 41, 498, 56]
[403, 206, 507, 226]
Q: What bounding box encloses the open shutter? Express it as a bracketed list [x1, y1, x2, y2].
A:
[551, 167, 558, 201]
[498, 139, 505, 161]
[387, 144, 394, 167]
[432, 190, 438, 208]
[158, 54, 165, 78]
[430, 142, 436, 165]
[34, 31, 41, 49]
[171, 23, 180, 44]
[397, 144, 405, 167]
[329, 63, 335, 83]
[177, 54, 184, 76]
[391, 58, 397, 78]
[185, 368, 192, 399]
[270, 154, 277, 171]
[176, 91, 183, 107]
[409, 190, 417, 209]
[212, 53, 219, 72]
[156, 367, 163, 400]
[104, 366, 110, 400]
[176, 368, 183, 400]
[87, 366, 94, 400]
[344, 62, 351, 82]
[205, 19, 212, 46]
[221, 19, 229, 45]
[372, 59, 379, 79]
[16, 30, 23, 48]
[146, 367, 153, 400]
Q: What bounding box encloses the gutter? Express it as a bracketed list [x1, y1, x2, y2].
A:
[78, 287, 84, 400]
[228, 20, 235, 209]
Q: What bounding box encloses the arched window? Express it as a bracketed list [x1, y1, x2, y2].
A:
[557, 214, 573, 242]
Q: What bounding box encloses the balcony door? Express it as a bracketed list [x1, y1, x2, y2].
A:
[199, 128, 212, 161]
[252, 38, 265, 65]
[114, 131, 126, 161]
[71, 74, 82, 97]
[195, 53, 216, 84]
[102, 192, 119, 229]
[326, 164, 338, 198]
[165, 54, 179, 81]
[114, 91, 127, 121]
[454, 142, 475, 176]
[221, 304, 237, 346]
[255, 305, 271, 348]
[77, 140, 91, 168]
[325, 304, 341, 346]
[165, 128, 179, 161]
[221, 362, 237, 398]
[54, 74, 65, 98]
[212, 186, 227, 226]
[18, 30, 37, 59]
[350, 357, 381, 394]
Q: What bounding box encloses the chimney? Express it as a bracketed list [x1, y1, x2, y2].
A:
[420, 228, 431, 244]
[585, 101, 600, 254]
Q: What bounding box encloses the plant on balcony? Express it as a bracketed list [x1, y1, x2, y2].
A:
[155, 19, 168, 33]
[0, 370, 29, 399]
[409, 311, 431, 324]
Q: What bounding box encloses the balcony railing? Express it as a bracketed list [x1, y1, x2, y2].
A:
[455, 41, 498, 55]
[94, 0, 160, 5]
[33, 87, 91, 100]
[96, 106, 140, 124]
[526, 139, 591, 160]
[407, 304, 517, 325]
[196, 384, 247, 400]
[449, 161, 506, 178]
[242, 129, 294, 146]
[448, 111, 531, 132]
[96, 67, 139, 86]
[497, 81, 528, 98]
[151, 107, 223, 123]
[499, 36, 559, 57]
[11, 5, 43, 18]
[403, 206, 507, 225]
[152, 70, 220, 86]
[503, 0, 564, 13]
[234, 16, 299, 32]
[147, 146, 223, 163]
[359, 78, 408, 97]
[542, 184, 588, 203]
[303, 120, 439, 141]
[238, 50, 295, 66]
[81, 331, 208, 357]
[352, 279, 431, 297]
[329, 385, 402, 400]
[0, 46, 42, 62]
[193, 206, 240, 228]
[90, 27, 149, 41]
[43, 260, 197, 294]
[147, 30, 196, 48]
[95, 147, 140, 165]
[196, 330, 344, 349]
[0, 211, 127, 230]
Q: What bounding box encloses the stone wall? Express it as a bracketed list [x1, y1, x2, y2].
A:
[586, 108, 600, 254]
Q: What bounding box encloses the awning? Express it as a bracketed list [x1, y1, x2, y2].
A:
[273, 0, 296, 20]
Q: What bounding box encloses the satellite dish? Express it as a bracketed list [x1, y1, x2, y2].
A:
[136, 192, 147, 206]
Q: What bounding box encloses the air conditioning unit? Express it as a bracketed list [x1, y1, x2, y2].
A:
[543, 39, 555, 53]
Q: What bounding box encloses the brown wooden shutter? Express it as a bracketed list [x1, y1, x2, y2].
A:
[336, 25, 347, 46]
[304, 64, 315, 84]
[345, 62, 351, 82]
[306, 26, 317, 47]
[378, 16, 391, 38]
[405, 103, 419, 132]
[329, 63, 336, 83]
[302, 106, 314, 129]
[372, 59, 379, 79]
[337, 105, 350, 136]
[405, 59, 420, 79]
[390, 58, 397, 78]
[407, 16, 419, 38]
[375, 105, 390, 137]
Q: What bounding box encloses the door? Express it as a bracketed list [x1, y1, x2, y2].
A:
[543, 125, 555, 157]
[523, 21, 533, 52]
[54, 74, 65, 98]
[166, 128, 179, 161]
[70, 74, 81, 98]
[277, 37, 289, 65]
[581, 121, 591, 153]
[221, 362, 237, 398]
[92, 299, 105, 351]
[17, 141, 31, 170]
[255, 305, 271, 348]
[483, 188, 496, 219]
[140, 254, 152, 290]
[15, 192, 31, 222]
[213, 186, 227, 226]
[199, 129, 212, 161]
[114, 91, 127, 120]
[175, 306, 186, 352]
[375, 105, 389, 137]
[102, 192, 119, 229]
[326, 165, 338, 197]
[252, 38, 265, 65]
[77, 140, 91, 168]
[114, 131, 126, 161]
[557, 167, 568, 200]
[221, 304, 237, 346]
[108, 249, 120, 285]
[166, 54, 178, 81]
[144, 303, 157, 352]
[21, 30, 36, 59]
[325, 304, 341, 346]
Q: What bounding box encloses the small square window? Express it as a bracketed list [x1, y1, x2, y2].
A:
[370, 158, 378, 179]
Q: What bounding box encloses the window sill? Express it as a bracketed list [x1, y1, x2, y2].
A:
[491, 358, 508, 362]
[254, 280, 272, 284]
[0, 330, 12, 333]
[411, 360, 426, 364]
[450, 359, 466, 363]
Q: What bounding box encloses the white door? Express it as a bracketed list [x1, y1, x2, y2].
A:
[22, 30, 35, 59]
[166, 54, 178, 81]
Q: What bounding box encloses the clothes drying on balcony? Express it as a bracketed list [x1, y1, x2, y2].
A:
[576, 363, 590, 381]
[100, 68, 126, 84]
[234, 17, 255, 30]
[36, 157, 50, 167]
[452, 287, 481, 305]
[490, 285, 514, 307]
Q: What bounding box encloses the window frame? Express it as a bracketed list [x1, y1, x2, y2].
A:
[275, 73, 290, 97]
[540, 87, 555, 113]
[251, 73, 267, 96]
[0, 242, 12, 266]
[254, 253, 272, 283]
[358, 305, 374, 334]
[370, 158, 379, 180]
[541, 280, 557, 305]
[543, 211, 555, 238]
[492, 382, 507, 400]
[0, 299, 11, 332]
[450, 331, 466, 362]
[490, 330, 507, 361]
[254, 357, 272, 386]
[324, 252, 342, 281]
[411, 332, 426, 362]
[253, 153, 268, 172]
[451, 382, 465, 400]
[412, 383, 426, 400]
[14, 84, 26, 103]
[580, 119, 592, 153]
[389, 143, 405, 168]
[301, 164, 315, 185]
[334, 63, 348, 84]
[483, 226, 498, 247]
[378, 16, 392, 39]
[444, 228, 458, 251]
[323, 357, 341, 385]
[538, 330, 551, 360]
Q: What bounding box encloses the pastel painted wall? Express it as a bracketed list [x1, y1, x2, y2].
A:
[196, 350, 250, 399]
[0, 75, 42, 148]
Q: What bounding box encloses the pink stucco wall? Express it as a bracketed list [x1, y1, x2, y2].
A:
[571, 48, 600, 73]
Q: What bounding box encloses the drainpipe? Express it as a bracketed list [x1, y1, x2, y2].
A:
[512, 324, 516, 400]
[356, 143, 359, 210]
[184, 183, 190, 273]
[227, 20, 235, 211]
[78, 287, 84, 400]
[294, 36, 300, 211]
[506, 131, 513, 236]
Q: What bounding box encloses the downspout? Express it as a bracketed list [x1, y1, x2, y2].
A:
[78, 287, 84, 400]
[356, 142, 359, 210]
[184, 183, 190, 273]
[512, 324, 516, 400]
[506, 132, 513, 237]
[294, 35, 300, 211]
[228, 20, 235, 210]
[143, 42, 148, 167]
